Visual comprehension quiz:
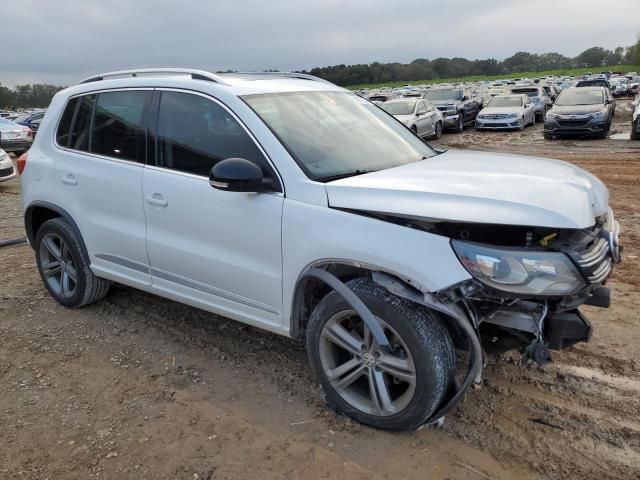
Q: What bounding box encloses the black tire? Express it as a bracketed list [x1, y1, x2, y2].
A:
[433, 121, 443, 139]
[34, 218, 111, 308]
[544, 132, 553, 140]
[631, 122, 640, 140]
[455, 115, 464, 133]
[306, 278, 455, 431]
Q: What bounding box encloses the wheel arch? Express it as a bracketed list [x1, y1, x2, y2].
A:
[25, 201, 90, 262]
[289, 259, 428, 341]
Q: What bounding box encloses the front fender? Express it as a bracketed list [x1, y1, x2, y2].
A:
[281, 200, 471, 332]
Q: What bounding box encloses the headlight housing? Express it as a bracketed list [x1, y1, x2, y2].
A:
[590, 111, 605, 119]
[451, 240, 586, 295]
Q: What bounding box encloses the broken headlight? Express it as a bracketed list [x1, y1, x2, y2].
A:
[451, 240, 586, 295]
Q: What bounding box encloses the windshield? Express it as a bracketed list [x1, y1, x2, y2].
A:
[380, 101, 416, 115]
[487, 96, 523, 108]
[13, 114, 30, 123]
[555, 89, 604, 106]
[243, 91, 437, 181]
[423, 89, 462, 101]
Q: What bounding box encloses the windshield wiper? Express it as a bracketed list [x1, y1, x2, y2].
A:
[316, 169, 375, 182]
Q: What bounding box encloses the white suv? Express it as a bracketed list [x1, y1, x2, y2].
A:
[21, 69, 621, 430]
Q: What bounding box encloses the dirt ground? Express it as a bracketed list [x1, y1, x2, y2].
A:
[1, 99, 639, 480]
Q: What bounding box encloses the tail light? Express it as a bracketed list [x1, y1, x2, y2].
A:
[17, 152, 28, 174]
[25, 128, 33, 138]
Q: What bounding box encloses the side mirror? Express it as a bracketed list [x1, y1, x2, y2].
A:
[209, 158, 272, 193]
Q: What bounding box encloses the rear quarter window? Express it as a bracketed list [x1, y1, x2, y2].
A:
[56, 98, 79, 147]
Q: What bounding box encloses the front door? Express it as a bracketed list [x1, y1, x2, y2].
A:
[142, 90, 284, 329]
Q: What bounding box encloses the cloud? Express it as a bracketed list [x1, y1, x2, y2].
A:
[1, 0, 637, 87]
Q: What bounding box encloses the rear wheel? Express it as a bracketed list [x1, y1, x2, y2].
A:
[306, 278, 455, 431]
[35, 218, 111, 308]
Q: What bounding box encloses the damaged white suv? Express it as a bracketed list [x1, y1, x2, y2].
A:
[21, 69, 621, 430]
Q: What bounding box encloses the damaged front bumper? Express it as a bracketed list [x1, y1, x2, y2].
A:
[441, 209, 621, 365]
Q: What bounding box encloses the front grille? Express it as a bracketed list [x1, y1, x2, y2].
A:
[484, 113, 509, 119]
[0, 166, 14, 178]
[573, 217, 620, 284]
[557, 119, 590, 127]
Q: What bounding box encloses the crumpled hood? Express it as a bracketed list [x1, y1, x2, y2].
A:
[325, 150, 609, 229]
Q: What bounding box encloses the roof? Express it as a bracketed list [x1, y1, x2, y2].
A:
[72, 68, 345, 97]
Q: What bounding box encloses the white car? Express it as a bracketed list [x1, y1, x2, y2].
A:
[475, 94, 535, 130]
[20, 69, 621, 431]
[632, 95, 640, 140]
[0, 148, 16, 182]
[380, 98, 444, 139]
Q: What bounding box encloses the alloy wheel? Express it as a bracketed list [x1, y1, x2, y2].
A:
[39, 233, 77, 299]
[318, 310, 417, 416]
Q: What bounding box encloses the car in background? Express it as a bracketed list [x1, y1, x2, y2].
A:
[631, 95, 640, 140]
[544, 87, 613, 139]
[475, 94, 535, 131]
[0, 148, 17, 183]
[422, 87, 480, 132]
[380, 98, 444, 139]
[14, 111, 46, 132]
[629, 76, 640, 96]
[541, 84, 560, 101]
[509, 86, 551, 120]
[0, 118, 33, 154]
[609, 78, 629, 97]
[367, 93, 397, 103]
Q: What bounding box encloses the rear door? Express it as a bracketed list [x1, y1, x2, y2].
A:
[142, 90, 284, 329]
[53, 89, 152, 286]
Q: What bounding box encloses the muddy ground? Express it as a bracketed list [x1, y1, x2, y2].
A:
[0, 99, 639, 479]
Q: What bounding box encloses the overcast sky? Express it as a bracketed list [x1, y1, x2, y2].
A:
[1, 0, 638, 87]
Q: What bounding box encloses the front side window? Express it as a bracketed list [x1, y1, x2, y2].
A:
[91, 91, 150, 162]
[243, 91, 437, 181]
[156, 91, 272, 179]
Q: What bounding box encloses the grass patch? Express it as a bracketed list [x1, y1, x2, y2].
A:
[348, 65, 640, 90]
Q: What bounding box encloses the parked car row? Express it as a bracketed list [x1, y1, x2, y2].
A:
[358, 70, 640, 140]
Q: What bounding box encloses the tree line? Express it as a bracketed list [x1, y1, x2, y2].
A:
[2, 42, 639, 108]
[0, 83, 65, 109]
[303, 43, 640, 86]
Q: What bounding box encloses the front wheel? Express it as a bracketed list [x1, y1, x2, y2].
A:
[306, 278, 455, 431]
[455, 115, 464, 133]
[433, 121, 443, 139]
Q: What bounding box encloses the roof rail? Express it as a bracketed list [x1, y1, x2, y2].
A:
[79, 68, 229, 85]
[231, 71, 334, 84]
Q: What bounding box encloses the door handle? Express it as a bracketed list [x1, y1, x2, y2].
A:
[145, 194, 168, 207]
[60, 174, 77, 186]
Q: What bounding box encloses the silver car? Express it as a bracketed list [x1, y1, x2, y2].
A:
[0, 148, 17, 183]
[475, 95, 536, 130]
[0, 118, 33, 155]
[510, 85, 552, 120]
[380, 98, 444, 139]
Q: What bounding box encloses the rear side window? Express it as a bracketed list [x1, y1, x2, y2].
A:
[56, 98, 78, 147]
[91, 91, 151, 162]
[155, 91, 272, 178]
[68, 95, 96, 152]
